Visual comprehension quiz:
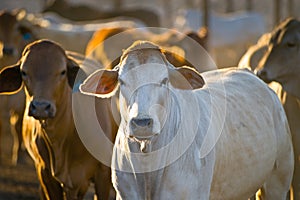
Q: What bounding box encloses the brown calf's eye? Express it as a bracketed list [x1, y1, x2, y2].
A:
[61, 70, 66, 76]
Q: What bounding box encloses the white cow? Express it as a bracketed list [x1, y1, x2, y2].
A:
[80, 41, 293, 199]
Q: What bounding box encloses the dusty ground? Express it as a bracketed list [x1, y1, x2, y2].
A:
[0, 130, 99, 200]
[0, 123, 39, 200]
[0, 131, 96, 200]
[0, 162, 39, 200]
[0, 147, 95, 200]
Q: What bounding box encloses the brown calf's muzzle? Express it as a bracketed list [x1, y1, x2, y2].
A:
[28, 99, 56, 119]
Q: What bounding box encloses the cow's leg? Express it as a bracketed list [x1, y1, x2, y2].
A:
[10, 121, 18, 165]
[36, 136, 64, 200]
[15, 113, 24, 163]
[10, 91, 26, 165]
[10, 113, 22, 165]
[39, 185, 47, 200]
[259, 144, 294, 200]
[37, 165, 64, 200]
[64, 182, 88, 200]
[291, 131, 300, 200]
[11, 111, 28, 165]
[65, 188, 86, 200]
[94, 164, 115, 200]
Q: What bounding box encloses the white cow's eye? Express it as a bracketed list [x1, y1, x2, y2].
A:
[119, 78, 125, 86]
[160, 78, 169, 86]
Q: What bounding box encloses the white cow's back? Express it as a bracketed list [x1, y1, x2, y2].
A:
[200, 68, 292, 199]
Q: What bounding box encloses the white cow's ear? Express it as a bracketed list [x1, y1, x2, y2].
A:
[169, 66, 205, 90]
[80, 69, 119, 98]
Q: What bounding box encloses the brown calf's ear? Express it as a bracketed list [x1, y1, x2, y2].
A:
[169, 66, 205, 90]
[0, 64, 23, 94]
[80, 69, 119, 98]
[67, 57, 80, 88]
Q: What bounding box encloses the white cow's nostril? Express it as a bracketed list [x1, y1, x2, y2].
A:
[131, 118, 153, 128]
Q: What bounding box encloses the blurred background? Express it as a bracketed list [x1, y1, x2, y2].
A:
[1, 0, 298, 29]
[1, 0, 298, 68]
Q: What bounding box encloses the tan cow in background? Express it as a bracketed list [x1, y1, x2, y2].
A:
[239, 17, 300, 200]
[238, 32, 271, 71]
[85, 27, 212, 72]
[0, 9, 36, 165]
[256, 18, 300, 200]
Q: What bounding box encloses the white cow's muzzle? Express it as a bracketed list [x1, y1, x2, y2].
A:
[128, 116, 157, 139]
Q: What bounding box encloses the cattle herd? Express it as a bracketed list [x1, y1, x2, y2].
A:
[0, 2, 299, 200]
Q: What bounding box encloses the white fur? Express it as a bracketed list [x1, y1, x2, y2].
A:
[111, 49, 293, 199]
[81, 42, 294, 199]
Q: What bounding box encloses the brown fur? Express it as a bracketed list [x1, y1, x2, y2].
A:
[0, 40, 117, 199]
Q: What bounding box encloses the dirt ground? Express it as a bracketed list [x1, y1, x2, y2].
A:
[0, 124, 38, 200]
[0, 162, 39, 200]
[0, 132, 96, 200]
[0, 150, 95, 200]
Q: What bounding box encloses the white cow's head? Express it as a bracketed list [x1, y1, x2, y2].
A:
[80, 41, 205, 148]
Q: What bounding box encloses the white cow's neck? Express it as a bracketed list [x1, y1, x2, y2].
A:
[121, 90, 181, 198]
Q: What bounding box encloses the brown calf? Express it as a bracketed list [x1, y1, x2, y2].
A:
[0, 39, 117, 199]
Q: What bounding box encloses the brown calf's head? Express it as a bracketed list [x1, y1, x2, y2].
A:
[0, 39, 80, 119]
